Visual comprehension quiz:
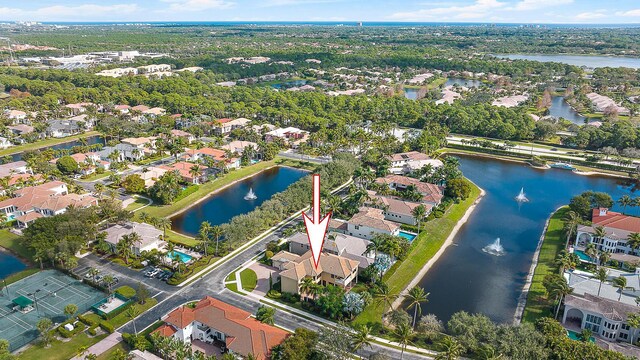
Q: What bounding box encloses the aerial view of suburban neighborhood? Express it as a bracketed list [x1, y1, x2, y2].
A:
[2, 1, 640, 360]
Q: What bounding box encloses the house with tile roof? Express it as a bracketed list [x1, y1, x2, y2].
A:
[213, 117, 251, 135]
[344, 206, 401, 240]
[181, 148, 240, 170]
[286, 231, 375, 269]
[365, 191, 432, 226]
[375, 174, 444, 205]
[159, 162, 209, 184]
[152, 296, 288, 360]
[575, 208, 640, 261]
[273, 250, 359, 296]
[103, 222, 166, 256]
[387, 151, 443, 175]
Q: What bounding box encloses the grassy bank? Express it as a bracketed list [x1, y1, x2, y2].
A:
[521, 207, 568, 323]
[0, 131, 100, 157]
[17, 333, 108, 360]
[136, 157, 313, 221]
[0, 229, 35, 262]
[354, 179, 481, 326]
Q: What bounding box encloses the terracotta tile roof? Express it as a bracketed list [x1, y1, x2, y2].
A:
[153, 324, 177, 337]
[564, 293, 638, 322]
[366, 191, 428, 217]
[131, 105, 150, 112]
[216, 118, 232, 124]
[592, 208, 640, 234]
[375, 175, 444, 204]
[278, 250, 359, 281]
[15, 212, 43, 223]
[349, 206, 400, 232]
[388, 151, 430, 162]
[156, 297, 288, 359]
[159, 162, 208, 180]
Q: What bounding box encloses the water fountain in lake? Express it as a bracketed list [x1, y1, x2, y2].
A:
[244, 188, 257, 200]
[482, 238, 506, 256]
[515, 187, 529, 203]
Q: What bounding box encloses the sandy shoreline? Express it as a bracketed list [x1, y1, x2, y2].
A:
[391, 183, 486, 310]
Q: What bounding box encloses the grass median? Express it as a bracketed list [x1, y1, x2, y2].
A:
[354, 179, 481, 326]
[521, 206, 568, 323]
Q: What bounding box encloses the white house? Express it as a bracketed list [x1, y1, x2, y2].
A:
[366, 191, 432, 226]
[388, 151, 443, 175]
[103, 222, 166, 256]
[0, 137, 12, 149]
[575, 208, 640, 261]
[345, 207, 401, 240]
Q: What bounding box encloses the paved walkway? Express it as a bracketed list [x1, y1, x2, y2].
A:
[248, 262, 278, 297]
[70, 331, 122, 360]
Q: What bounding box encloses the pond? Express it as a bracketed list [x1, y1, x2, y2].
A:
[270, 80, 308, 90]
[495, 54, 640, 69]
[9, 135, 105, 162]
[549, 96, 587, 125]
[0, 251, 27, 280]
[413, 155, 636, 323]
[171, 166, 308, 236]
[404, 87, 422, 100]
[445, 78, 482, 88]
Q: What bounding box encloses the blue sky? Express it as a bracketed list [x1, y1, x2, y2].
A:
[1, 0, 640, 23]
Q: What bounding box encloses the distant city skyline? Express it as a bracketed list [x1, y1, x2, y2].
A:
[1, 0, 640, 24]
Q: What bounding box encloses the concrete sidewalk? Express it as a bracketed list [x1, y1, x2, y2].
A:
[71, 331, 122, 360]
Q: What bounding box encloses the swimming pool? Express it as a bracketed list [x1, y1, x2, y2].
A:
[574, 250, 594, 262]
[567, 330, 595, 343]
[398, 230, 417, 242]
[167, 250, 193, 263]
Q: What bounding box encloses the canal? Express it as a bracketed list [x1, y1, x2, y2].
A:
[8, 135, 105, 162]
[415, 155, 637, 323]
[171, 166, 308, 236]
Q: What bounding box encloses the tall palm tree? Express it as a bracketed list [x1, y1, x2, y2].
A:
[126, 306, 140, 336]
[350, 325, 372, 356]
[546, 275, 573, 319]
[599, 250, 611, 266]
[435, 336, 464, 360]
[189, 164, 203, 184]
[411, 205, 427, 233]
[211, 225, 223, 256]
[406, 287, 429, 329]
[585, 243, 598, 264]
[626, 312, 640, 344]
[627, 233, 640, 256]
[198, 221, 212, 256]
[619, 195, 633, 214]
[394, 323, 413, 360]
[614, 276, 628, 301]
[116, 234, 136, 264]
[563, 211, 580, 247]
[556, 251, 578, 274]
[299, 277, 315, 301]
[366, 235, 384, 262]
[594, 226, 607, 249]
[595, 267, 608, 296]
[373, 284, 397, 319]
[156, 217, 172, 240]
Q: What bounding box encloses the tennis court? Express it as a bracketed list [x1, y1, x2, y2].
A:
[0, 270, 105, 351]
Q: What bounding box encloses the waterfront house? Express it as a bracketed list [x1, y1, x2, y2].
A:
[366, 191, 431, 226]
[220, 140, 259, 157]
[98, 143, 146, 162]
[375, 174, 444, 206]
[265, 127, 308, 148]
[7, 124, 35, 137]
[4, 109, 27, 123]
[159, 162, 210, 184]
[103, 222, 166, 256]
[575, 208, 640, 261]
[273, 250, 359, 296]
[344, 206, 401, 240]
[0, 137, 12, 149]
[182, 148, 240, 170]
[387, 151, 443, 175]
[152, 296, 288, 360]
[46, 119, 81, 138]
[286, 231, 374, 269]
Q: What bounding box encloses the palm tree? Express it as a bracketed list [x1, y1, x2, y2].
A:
[350, 324, 372, 355]
[556, 251, 578, 274]
[599, 250, 611, 266]
[627, 233, 640, 256]
[619, 195, 633, 214]
[88, 268, 100, 284]
[189, 164, 203, 184]
[394, 323, 413, 360]
[366, 235, 384, 262]
[626, 312, 640, 344]
[198, 221, 212, 256]
[299, 277, 315, 301]
[614, 276, 628, 301]
[103, 274, 115, 294]
[406, 286, 429, 329]
[126, 306, 140, 336]
[584, 243, 598, 264]
[156, 217, 172, 240]
[563, 211, 580, 247]
[545, 274, 573, 319]
[595, 267, 608, 296]
[116, 234, 136, 265]
[211, 225, 223, 256]
[411, 204, 427, 233]
[435, 336, 464, 360]
[373, 284, 397, 319]
[94, 183, 105, 199]
[594, 226, 607, 249]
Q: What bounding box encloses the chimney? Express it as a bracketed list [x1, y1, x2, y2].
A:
[599, 208, 608, 217]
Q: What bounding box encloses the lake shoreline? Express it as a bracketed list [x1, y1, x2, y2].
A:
[391, 181, 486, 310]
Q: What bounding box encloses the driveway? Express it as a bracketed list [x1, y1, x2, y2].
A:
[248, 262, 279, 297]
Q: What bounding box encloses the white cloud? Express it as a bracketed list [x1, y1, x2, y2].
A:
[160, 0, 234, 11]
[261, 0, 342, 7]
[513, 0, 573, 11]
[390, 0, 506, 21]
[0, 4, 139, 21]
[616, 9, 640, 17]
[574, 11, 607, 20]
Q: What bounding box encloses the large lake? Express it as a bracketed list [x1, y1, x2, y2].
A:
[415, 155, 636, 323]
[172, 166, 308, 236]
[495, 54, 640, 69]
[9, 135, 105, 162]
[0, 251, 27, 280]
[549, 96, 587, 125]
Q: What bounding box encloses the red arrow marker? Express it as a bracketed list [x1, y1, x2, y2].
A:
[302, 174, 332, 269]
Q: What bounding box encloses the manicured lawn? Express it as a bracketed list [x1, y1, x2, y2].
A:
[225, 282, 240, 294]
[225, 272, 236, 282]
[0, 131, 100, 157]
[0, 229, 35, 262]
[110, 298, 158, 329]
[240, 269, 258, 292]
[125, 196, 151, 212]
[165, 230, 200, 247]
[17, 333, 108, 360]
[354, 179, 481, 326]
[80, 171, 113, 182]
[521, 206, 568, 323]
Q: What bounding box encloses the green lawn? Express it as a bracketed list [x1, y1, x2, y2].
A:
[109, 298, 158, 329]
[0, 229, 35, 262]
[17, 333, 108, 360]
[240, 269, 258, 292]
[521, 206, 568, 323]
[4, 268, 40, 285]
[81, 171, 113, 182]
[354, 179, 481, 326]
[165, 230, 200, 247]
[0, 131, 100, 157]
[226, 282, 240, 294]
[124, 196, 151, 212]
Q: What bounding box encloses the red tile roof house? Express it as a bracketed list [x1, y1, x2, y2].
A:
[575, 208, 640, 262]
[152, 296, 289, 360]
[375, 174, 444, 205]
[0, 181, 98, 228]
[181, 148, 240, 170]
[159, 162, 210, 184]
